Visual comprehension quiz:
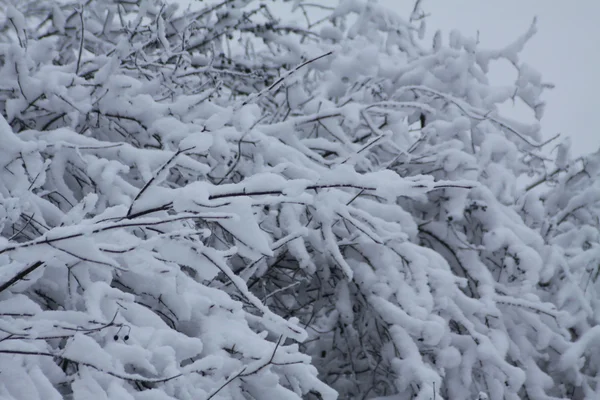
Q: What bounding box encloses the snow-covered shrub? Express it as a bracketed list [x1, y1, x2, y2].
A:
[521, 145, 600, 399]
[0, 1, 336, 399]
[0, 0, 598, 399]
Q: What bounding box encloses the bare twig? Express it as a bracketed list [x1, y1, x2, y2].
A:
[206, 335, 284, 400]
[208, 182, 474, 200]
[127, 147, 193, 217]
[0, 261, 45, 294]
[241, 51, 333, 107]
[76, 7, 84, 75]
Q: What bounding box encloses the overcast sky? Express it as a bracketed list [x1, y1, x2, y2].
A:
[177, 0, 600, 157]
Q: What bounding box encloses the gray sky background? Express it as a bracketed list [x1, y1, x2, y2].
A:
[176, 0, 600, 157]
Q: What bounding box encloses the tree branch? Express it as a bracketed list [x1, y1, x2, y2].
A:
[0, 261, 45, 294]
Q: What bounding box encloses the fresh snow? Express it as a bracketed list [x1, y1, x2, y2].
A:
[0, 0, 599, 399]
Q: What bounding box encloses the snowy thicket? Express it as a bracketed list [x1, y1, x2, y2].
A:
[0, 0, 598, 399]
[525, 146, 600, 399]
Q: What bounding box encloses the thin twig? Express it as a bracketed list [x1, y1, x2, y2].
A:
[241, 51, 333, 107]
[208, 182, 475, 201]
[0, 261, 45, 294]
[76, 7, 84, 75]
[127, 147, 193, 217]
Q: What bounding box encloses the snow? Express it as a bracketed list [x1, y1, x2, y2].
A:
[559, 325, 600, 370]
[0, 0, 598, 399]
[63, 333, 116, 371]
[6, 7, 26, 39]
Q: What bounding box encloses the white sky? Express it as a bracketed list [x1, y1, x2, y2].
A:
[176, 0, 600, 157]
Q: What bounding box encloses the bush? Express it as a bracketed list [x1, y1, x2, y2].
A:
[0, 0, 598, 399]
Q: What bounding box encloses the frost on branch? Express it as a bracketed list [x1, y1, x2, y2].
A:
[0, 0, 597, 399]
